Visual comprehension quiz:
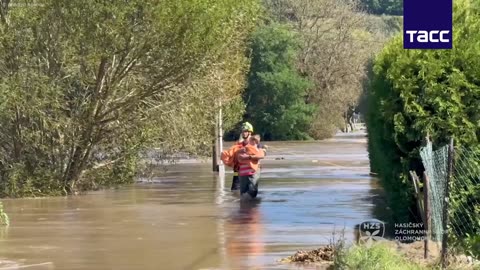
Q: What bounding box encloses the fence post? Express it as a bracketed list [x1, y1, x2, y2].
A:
[423, 171, 430, 259]
[441, 138, 454, 269]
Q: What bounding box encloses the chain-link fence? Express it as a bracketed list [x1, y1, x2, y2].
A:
[420, 139, 480, 267]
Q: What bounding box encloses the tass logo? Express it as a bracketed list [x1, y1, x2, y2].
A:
[403, 0, 452, 49]
[405, 30, 450, 43]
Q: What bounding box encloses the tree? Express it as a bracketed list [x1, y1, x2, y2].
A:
[244, 24, 315, 140]
[264, 0, 387, 139]
[360, 0, 403, 15]
[0, 0, 259, 196]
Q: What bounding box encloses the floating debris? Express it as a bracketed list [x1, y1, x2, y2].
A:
[280, 245, 335, 263]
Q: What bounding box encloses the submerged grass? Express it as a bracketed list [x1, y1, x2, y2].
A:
[0, 202, 8, 226]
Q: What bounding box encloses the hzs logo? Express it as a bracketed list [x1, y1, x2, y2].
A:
[362, 222, 382, 230]
[405, 30, 450, 43]
[359, 220, 385, 247]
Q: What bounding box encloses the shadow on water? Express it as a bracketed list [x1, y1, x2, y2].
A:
[352, 177, 393, 243]
[368, 178, 395, 237]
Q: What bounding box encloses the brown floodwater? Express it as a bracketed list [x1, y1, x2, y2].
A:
[0, 131, 387, 270]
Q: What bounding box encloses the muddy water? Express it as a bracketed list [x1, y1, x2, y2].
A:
[0, 131, 386, 270]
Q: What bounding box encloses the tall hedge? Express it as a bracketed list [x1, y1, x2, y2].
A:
[366, 0, 480, 226]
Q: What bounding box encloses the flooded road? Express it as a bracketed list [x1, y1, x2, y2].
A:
[0, 131, 386, 270]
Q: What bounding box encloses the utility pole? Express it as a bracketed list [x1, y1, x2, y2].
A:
[218, 102, 224, 175]
[213, 114, 218, 172]
[213, 100, 224, 173]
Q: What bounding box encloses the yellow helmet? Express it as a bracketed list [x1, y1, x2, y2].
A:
[241, 122, 254, 132]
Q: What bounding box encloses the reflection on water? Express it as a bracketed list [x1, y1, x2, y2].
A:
[0, 131, 387, 270]
[224, 200, 265, 270]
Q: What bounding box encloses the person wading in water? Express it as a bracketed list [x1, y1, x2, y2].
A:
[236, 135, 264, 199]
[229, 122, 267, 191]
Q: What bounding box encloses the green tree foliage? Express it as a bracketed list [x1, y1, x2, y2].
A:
[0, 0, 259, 197]
[260, 0, 390, 139]
[366, 0, 480, 230]
[243, 24, 315, 140]
[361, 0, 403, 16]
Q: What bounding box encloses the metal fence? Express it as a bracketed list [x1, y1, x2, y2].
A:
[419, 139, 480, 268]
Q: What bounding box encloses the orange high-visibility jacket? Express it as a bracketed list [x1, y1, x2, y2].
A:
[236, 145, 265, 176]
[221, 143, 243, 168]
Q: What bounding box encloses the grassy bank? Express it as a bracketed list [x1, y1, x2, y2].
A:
[337, 243, 480, 270]
[336, 243, 425, 270]
[282, 240, 480, 269]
